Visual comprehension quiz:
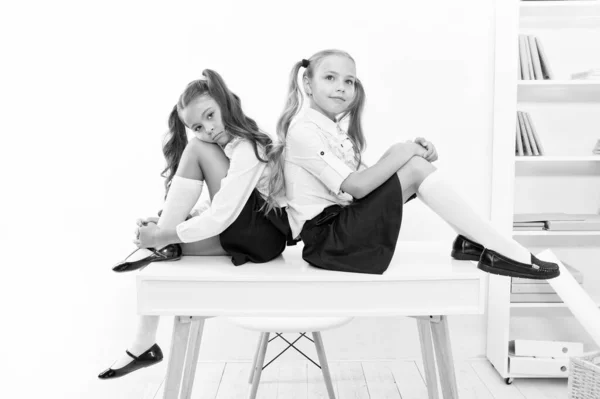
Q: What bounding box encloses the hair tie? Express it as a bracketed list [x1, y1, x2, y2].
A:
[301, 59, 310, 68]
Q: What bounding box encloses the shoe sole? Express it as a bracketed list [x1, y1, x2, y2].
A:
[450, 250, 481, 261]
[113, 254, 182, 273]
[477, 262, 559, 280]
[98, 358, 163, 380]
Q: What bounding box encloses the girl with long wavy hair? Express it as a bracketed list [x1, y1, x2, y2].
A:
[99, 69, 292, 379]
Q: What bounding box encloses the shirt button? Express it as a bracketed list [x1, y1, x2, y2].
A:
[320, 151, 324, 155]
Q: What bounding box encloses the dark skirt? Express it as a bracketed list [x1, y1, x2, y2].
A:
[300, 174, 414, 275]
[220, 189, 295, 266]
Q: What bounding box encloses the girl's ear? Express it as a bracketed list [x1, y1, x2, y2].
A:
[302, 76, 312, 97]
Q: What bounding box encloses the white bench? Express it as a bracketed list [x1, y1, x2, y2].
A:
[137, 241, 486, 399]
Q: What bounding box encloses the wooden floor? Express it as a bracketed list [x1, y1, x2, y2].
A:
[145, 359, 569, 399]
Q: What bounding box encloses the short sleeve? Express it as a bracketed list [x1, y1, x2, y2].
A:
[287, 123, 354, 194]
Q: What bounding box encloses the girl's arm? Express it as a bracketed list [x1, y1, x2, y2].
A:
[341, 142, 426, 199]
[140, 140, 266, 248]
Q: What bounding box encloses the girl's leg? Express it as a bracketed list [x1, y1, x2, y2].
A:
[397, 155, 530, 265]
[109, 139, 230, 371]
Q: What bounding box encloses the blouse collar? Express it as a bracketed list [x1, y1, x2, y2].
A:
[303, 107, 345, 136]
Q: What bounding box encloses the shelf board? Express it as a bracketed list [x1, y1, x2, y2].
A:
[515, 156, 600, 162]
[510, 301, 600, 309]
[518, 81, 600, 102]
[520, 0, 600, 28]
[513, 230, 600, 236]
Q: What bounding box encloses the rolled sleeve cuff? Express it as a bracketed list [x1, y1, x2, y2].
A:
[318, 150, 354, 194]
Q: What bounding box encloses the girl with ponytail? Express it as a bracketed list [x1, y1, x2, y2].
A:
[276, 49, 560, 279]
[99, 69, 293, 380]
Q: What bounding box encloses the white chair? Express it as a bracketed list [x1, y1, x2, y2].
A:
[226, 317, 354, 399]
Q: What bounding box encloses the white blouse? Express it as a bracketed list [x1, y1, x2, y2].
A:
[175, 136, 282, 243]
[284, 108, 363, 239]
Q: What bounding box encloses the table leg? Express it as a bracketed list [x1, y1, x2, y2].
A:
[163, 316, 192, 399]
[416, 318, 440, 399]
[430, 315, 459, 399]
[180, 317, 206, 399]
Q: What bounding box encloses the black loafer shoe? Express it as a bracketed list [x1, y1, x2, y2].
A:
[98, 343, 163, 380]
[477, 248, 560, 280]
[112, 244, 183, 273]
[451, 235, 484, 261]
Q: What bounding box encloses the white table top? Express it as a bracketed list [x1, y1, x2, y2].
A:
[137, 241, 486, 317]
[138, 241, 483, 282]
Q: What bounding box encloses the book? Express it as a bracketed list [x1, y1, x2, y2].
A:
[528, 35, 544, 80]
[525, 112, 545, 155]
[513, 226, 545, 231]
[525, 35, 536, 80]
[571, 69, 600, 80]
[512, 284, 557, 294]
[514, 213, 594, 223]
[518, 112, 533, 155]
[522, 111, 540, 155]
[519, 35, 531, 80]
[511, 293, 562, 303]
[536, 37, 554, 80]
[514, 222, 545, 227]
[516, 117, 524, 155]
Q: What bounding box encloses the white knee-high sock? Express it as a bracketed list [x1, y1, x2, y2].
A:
[416, 170, 530, 264]
[112, 316, 160, 368]
[126, 176, 203, 262]
[157, 176, 204, 231]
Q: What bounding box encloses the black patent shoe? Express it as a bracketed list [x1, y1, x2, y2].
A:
[451, 235, 484, 261]
[477, 248, 560, 280]
[112, 244, 182, 273]
[98, 343, 163, 380]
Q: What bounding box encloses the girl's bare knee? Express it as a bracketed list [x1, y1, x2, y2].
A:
[397, 156, 436, 192]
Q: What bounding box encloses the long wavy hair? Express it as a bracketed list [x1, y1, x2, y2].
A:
[268, 49, 367, 203]
[162, 69, 280, 212]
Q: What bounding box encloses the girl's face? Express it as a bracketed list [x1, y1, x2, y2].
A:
[179, 95, 233, 147]
[304, 55, 357, 121]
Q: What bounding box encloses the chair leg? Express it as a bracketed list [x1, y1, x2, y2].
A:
[248, 332, 269, 399]
[312, 332, 336, 399]
[430, 316, 459, 399]
[248, 333, 263, 384]
[417, 318, 440, 399]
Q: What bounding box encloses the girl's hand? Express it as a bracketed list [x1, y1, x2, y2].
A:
[136, 216, 159, 227]
[401, 141, 428, 158]
[414, 137, 439, 163]
[134, 224, 167, 249]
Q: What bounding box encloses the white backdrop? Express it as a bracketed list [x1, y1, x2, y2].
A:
[1, 0, 496, 397]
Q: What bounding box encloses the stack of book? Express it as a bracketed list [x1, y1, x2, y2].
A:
[514, 213, 600, 231]
[511, 261, 583, 303]
[518, 34, 553, 80]
[571, 68, 600, 81]
[594, 139, 600, 154]
[516, 111, 545, 156]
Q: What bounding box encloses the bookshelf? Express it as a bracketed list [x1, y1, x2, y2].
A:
[488, 0, 600, 384]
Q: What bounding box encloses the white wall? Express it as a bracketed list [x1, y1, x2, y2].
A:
[2, 0, 496, 397]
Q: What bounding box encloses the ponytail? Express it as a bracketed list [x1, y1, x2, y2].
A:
[161, 105, 188, 195]
[340, 78, 366, 169]
[263, 61, 305, 213]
